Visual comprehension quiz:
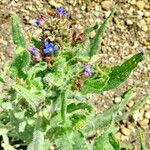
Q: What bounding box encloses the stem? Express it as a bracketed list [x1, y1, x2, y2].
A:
[61, 91, 66, 124]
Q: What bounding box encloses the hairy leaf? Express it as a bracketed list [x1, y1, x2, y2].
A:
[83, 22, 99, 36]
[88, 9, 115, 58]
[93, 134, 107, 150]
[67, 102, 92, 113]
[12, 84, 39, 111]
[109, 133, 121, 150]
[138, 129, 147, 150]
[28, 130, 44, 150]
[72, 131, 88, 150]
[102, 53, 144, 91]
[81, 74, 109, 94]
[12, 15, 26, 48]
[10, 47, 31, 78]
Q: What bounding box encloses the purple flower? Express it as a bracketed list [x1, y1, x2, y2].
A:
[83, 64, 94, 76]
[56, 7, 68, 16]
[34, 19, 42, 26]
[31, 47, 37, 55]
[43, 42, 58, 54]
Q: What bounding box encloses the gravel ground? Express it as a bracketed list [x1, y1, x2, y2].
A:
[0, 0, 150, 149]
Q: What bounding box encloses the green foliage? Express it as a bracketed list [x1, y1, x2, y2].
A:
[67, 102, 92, 113]
[11, 15, 31, 78]
[12, 15, 26, 48]
[81, 73, 109, 94]
[138, 129, 148, 150]
[31, 37, 43, 49]
[0, 11, 148, 150]
[83, 22, 99, 36]
[102, 53, 144, 91]
[109, 133, 121, 150]
[88, 8, 115, 58]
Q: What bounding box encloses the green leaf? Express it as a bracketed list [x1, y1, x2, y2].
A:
[102, 53, 144, 91]
[82, 114, 113, 137]
[31, 37, 43, 49]
[67, 102, 92, 113]
[83, 22, 99, 36]
[12, 15, 26, 48]
[55, 133, 73, 150]
[10, 47, 31, 78]
[27, 62, 47, 80]
[30, 77, 44, 90]
[81, 74, 109, 94]
[28, 130, 44, 150]
[109, 133, 121, 150]
[12, 84, 39, 111]
[93, 134, 107, 150]
[138, 129, 148, 150]
[72, 131, 88, 150]
[70, 113, 86, 127]
[88, 9, 115, 58]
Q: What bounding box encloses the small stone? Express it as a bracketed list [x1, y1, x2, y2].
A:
[105, 10, 112, 18]
[121, 127, 131, 136]
[143, 41, 150, 46]
[101, 1, 113, 10]
[115, 132, 121, 140]
[139, 19, 148, 31]
[126, 19, 133, 25]
[136, 1, 145, 10]
[127, 101, 134, 107]
[114, 97, 121, 103]
[120, 134, 129, 141]
[90, 30, 96, 38]
[133, 111, 142, 121]
[144, 111, 150, 119]
[139, 119, 149, 126]
[81, 6, 86, 11]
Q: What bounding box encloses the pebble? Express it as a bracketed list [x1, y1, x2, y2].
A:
[144, 111, 150, 119]
[115, 132, 121, 139]
[138, 19, 148, 31]
[101, 1, 113, 10]
[139, 118, 149, 126]
[133, 111, 143, 121]
[120, 134, 129, 141]
[114, 97, 121, 103]
[121, 127, 131, 136]
[136, 1, 145, 10]
[127, 101, 134, 107]
[126, 19, 133, 25]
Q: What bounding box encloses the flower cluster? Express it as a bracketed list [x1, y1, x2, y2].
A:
[30, 41, 58, 62]
[56, 7, 68, 16]
[43, 42, 58, 54]
[83, 64, 94, 76]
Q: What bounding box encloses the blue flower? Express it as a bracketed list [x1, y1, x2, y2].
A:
[83, 64, 94, 76]
[43, 42, 58, 54]
[34, 19, 42, 26]
[56, 7, 68, 16]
